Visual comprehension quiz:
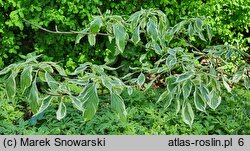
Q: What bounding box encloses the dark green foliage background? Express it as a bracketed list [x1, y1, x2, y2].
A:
[1, 0, 249, 69]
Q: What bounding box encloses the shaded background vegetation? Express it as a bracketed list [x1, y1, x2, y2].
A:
[0, 0, 249, 134]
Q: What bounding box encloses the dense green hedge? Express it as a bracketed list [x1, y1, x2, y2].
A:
[0, 0, 249, 70]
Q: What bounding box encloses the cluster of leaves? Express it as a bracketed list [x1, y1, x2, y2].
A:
[0, 9, 249, 126]
[0, 55, 130, 122]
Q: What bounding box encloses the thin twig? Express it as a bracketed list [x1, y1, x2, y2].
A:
[23, 19, 109, 36]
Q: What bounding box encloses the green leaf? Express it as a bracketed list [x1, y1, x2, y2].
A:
[75, 28, 88, 44]
[199, 84, 211, 102]
[69, 95, 83, 111]
[243, 78, 250, 89]
[157, 90, 168, 103]
[127, 86, 133, 95]
[232, 68, 245, 83]
[182, 102, 194, 127]
[79, 84, 99, 121]
[20, 65, 33, 94]
[157, 90, 173, 109]
[111, 92, 127, 122]
[56, 98, 67, 120]
[68, 79, 89, 86]
[198, 32, 206, 41]
[182, 79, 193, 99]
[45, 71, 59, 90]
[131, 26, 140, 44]
[88, 34, 96, 46]
[206, 25, 212, 42]
[0, 64, 15, 75]
[70, 62, 91, 75]
[33, 96, 53, 116]
[147, 18, 158, 40]
[50, 63, 67, 76]
[137, 72, 145, 87]
[194, 87, 206, 112]
[188, 23, 194, 37]
[175, 71, 194, 83]
[29, 80, 39, 113]
[222, 76, 231, 92]
[39, 64, 54, 73]
[194, 18, 203, 31]
[166, 55, 177, 67]
[208, 90, 221, 110]
[89, 16, 103, 33]
[113, 24, 127, 53]
[166, 76, 177, 91]
[5, 73, 16, 99]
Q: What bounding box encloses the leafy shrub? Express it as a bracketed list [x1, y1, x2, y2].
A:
[0, 9, 249, 127]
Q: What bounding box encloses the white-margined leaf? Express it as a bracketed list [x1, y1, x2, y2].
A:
[147, 18, 158, 40]
[39, 63, 53, 73]
[29, 79, 39, 113]
[79, 84, 99, 121]
[70, 62, 91, 75]
[207, 90, 221, 110]
[194, 87, 206, 112]
[89, 16, 103, 33]
[131, 26, 140, 44]
[56, 98, 67, 120]
[45, 71, 59, 90]
[137, 72, 145, 87]
[75, 28, 88, 44]
[5, 73, 16, 99]
[182, 79, 193, 99]
[188, 23, 194, 37]
[166, 55, 177, 67]
[111, 92, 127, 122]
[33, 95, 53, 116]
[199, 84, 211, 102]
[68, 79, 89, 86]
[88, 34, 96, 46]
[222, 76, 231, 92]
[175, 71, 194, 83]
[20, 65, 33, 94]
[206, 24, 212, 42]
[127, 86, 133, 95]
[182, 102, 194, 127]
[0, 64, 15, 75]
[243, 78, 250, 89]
[69, 95, 83, 111]
[113, 24, 127, 53]
[49, 63, 67, 76]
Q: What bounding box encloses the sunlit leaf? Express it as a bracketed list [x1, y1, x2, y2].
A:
[182, 102, 194, 127]
[113, 24, 127, 53]
[33, 95, 53, 116]
[69, 95, 83, 111]
[111, 92, 127, 122]
[194, 87, 206, 112]
[175, 71, 194, 83]
[137, 72, 145, 87]
[56, 98, 67, 120]
[207, 90, 221, 110]
[88, 34, 96, 46]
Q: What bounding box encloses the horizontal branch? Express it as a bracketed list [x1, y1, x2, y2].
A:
[23, 19, 109, 36]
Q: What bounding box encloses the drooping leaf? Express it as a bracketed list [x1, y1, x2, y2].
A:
[222, 76, 231, 92]
[88, 34, 96, 46]
[166, 76, 177, 91]
[157, 90, 169, 103]
[111, 92, 127, 122]
[243, 78, 250, 89]
[137, 72, 145, 87]
[50, 63, 67, 76]
[20, 65, 33, 94]
[68, 79, 89, 86]
[29, 79, 39, 113]
[206, 25, 212, 42]
[56, 98, 67, 120]
[194, 87, 206, 112]
[45, 71, 59, 90]
[33, 96, 53, 116]
[0, 64, 15, 75]
[157, 90, 173, 109]
[5, 73, 16, 99]
[79, 84, 99, 121]
[75, 28, 88, 44]
[70, 62, 91, 75]
[166, 55, 177, 67]
[127, 86, 133, 95]
[232, 67, 245, 83]
[208, 90, 221, 110]
[182, 79, 193, 99]
[199, 84, 211, 102]
[147, 18, 158, 40]
[188, 23, 194, 37]
[69, 95, 83, 111]
[131, 26, 140, 44]
[175, 71, 194, 83]
[182, 102, 194, 127]
[113, 24, 127, 53]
